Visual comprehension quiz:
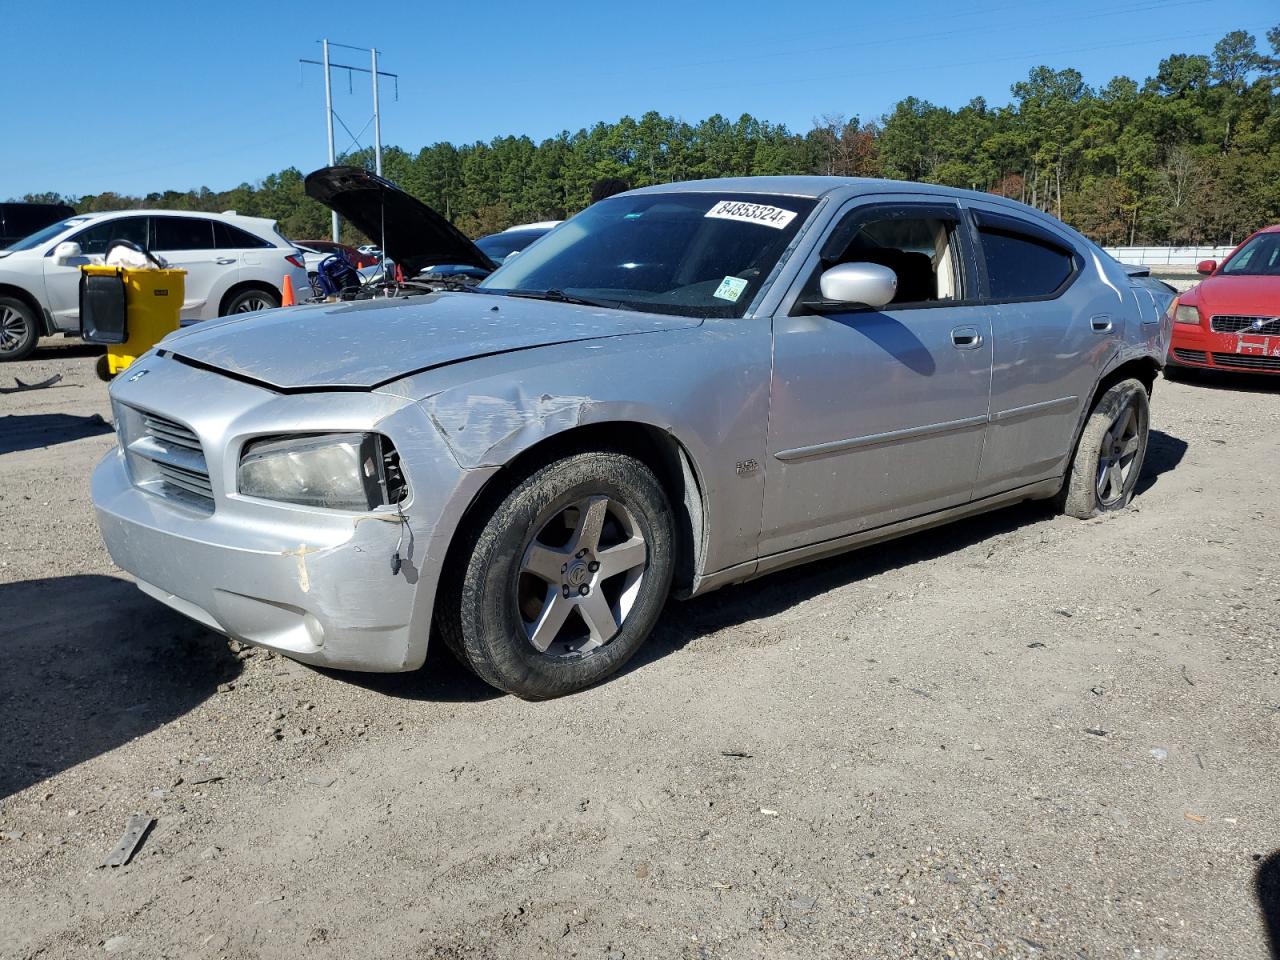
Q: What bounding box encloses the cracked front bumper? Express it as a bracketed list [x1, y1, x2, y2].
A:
[93, 447, 425, 671]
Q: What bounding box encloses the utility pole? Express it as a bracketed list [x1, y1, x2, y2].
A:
[300, 42, 399, 240]
[322, 39, 338, 241]
[371, 47, 383, 176]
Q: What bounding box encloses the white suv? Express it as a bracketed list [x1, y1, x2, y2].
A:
[0, 210, 309, 360]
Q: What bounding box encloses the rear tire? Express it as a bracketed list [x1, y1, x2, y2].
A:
[221, 287, 280, 316]
[1059, 378, 1150, 519]
[439, 450, 675, 699]
[0, 296, 39, 362]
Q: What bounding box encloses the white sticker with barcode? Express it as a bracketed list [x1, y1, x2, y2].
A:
[704, 200, 797, 230]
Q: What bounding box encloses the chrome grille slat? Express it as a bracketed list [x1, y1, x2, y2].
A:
[141, 417, 203, 451]
[1210, 314, 1280, 334]
[153, 463, 214, 497]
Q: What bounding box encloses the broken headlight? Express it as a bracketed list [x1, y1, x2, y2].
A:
[237, 433, 406, 510]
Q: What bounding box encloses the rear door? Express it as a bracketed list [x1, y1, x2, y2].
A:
[964, 201, 1118, 497]
[150, 216, 230, 321]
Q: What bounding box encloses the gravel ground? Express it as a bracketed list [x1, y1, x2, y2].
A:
[2, 340, 1278, 960]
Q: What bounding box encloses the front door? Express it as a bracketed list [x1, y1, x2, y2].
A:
[761, 199, 993, 557]
[43, 215, 148, 328]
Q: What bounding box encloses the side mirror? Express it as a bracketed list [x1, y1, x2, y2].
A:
[808, 262, 898, 311]
[1196, 259, 1217, 276]
[53, 241, 83, 265]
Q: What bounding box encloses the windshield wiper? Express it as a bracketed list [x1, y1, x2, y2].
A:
[503, 288, 631, 310]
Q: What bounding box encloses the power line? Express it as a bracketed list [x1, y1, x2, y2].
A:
[299, 40, 399, 240]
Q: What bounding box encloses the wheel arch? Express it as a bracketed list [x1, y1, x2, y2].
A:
[1090, 355, 1159, 408]
[0, 283, 52, 335]
[1060, 354, 1159, 490]
[439, 420, 709, 600]
[218, 279, 280, 316]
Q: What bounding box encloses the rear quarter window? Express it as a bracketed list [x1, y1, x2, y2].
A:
[979, 227, 1075, 300]
[215, 221, 272, 249]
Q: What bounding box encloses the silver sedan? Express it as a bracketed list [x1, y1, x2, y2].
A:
[92, 177, 1172, 698]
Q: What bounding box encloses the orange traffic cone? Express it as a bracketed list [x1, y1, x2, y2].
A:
[281, 275, 295, 307]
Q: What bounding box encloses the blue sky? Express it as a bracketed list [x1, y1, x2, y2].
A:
[1, 0, 1272, 199]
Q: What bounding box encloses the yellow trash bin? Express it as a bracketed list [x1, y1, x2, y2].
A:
[79, 264, 185, 379]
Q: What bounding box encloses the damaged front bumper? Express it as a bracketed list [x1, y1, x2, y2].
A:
[90, 351, 489, 672]
[93, 447, 424, 670]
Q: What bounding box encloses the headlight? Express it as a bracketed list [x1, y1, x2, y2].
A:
[237, 433, 406, 510]
[1173, 304, 1202, 325]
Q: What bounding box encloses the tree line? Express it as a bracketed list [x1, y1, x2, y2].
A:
[18, 26, 1280, 247]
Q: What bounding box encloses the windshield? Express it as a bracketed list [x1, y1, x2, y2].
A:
[477, 192, 817, 317]
[476, 229, 551, 261]
[5, 216, 89, 252]
[1220, 232, 1280, 276]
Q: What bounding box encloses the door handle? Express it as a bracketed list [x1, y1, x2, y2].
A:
[951, 325, 983, 349]
[215, 257, 238, 265]
[1091, 314, 1113, 333]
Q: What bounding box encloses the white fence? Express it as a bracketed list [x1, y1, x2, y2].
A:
[1102, 245, 1235, 266]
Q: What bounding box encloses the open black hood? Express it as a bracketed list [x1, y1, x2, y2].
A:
[304, 166, 497, 277]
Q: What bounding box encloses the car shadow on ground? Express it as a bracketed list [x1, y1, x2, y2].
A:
[1136, 428, 1187, 496]
[1257, 851, 1280, 959]
[0, 413, 113, 456]
[633, 431, 1188, 671]
[0, 575, 240, 801]
[1166, 368, 1280, 394]
[317, 648, 503, 703]
[29, 341, 103, 361]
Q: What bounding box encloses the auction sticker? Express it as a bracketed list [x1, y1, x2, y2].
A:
[705, 200, 797, 229]
[713, 276, 749, 302]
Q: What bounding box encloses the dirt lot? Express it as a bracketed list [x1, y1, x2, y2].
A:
[2, 341, 1278, 960]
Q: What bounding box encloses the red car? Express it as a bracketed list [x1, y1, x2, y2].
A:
[291, 239, 379, 269]
[1167, 225, 1280, 375]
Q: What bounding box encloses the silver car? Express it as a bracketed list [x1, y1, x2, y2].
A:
[92, 177, 1173, 698]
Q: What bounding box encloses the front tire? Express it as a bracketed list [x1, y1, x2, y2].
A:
[1060, 378, 1150, 519]
[0, 296, 39, 362]
[440, 450, 675, 699]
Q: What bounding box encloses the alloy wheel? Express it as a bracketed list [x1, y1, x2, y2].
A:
[1096, 400, 1141, 506]
[0, 305, 29, 352]
[516, 495, 649, 658]
[234, 295, 272, 313]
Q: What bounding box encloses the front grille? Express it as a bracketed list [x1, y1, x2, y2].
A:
[1211, 352, 1280, 372]
[123, 408, 214, 510]
[1171, 348, 1207, 364]
[141, 412, 202, 451]
[1210, 314, 1280, 334]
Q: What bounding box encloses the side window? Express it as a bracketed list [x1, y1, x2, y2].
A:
[69, 216, 148, 256]
[214, 221, 271, 249]
[810, 211, 962, 307]
[978, 227, 1075, 300]
[152, 216, 215, 251]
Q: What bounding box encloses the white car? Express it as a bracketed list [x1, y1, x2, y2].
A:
[356, 243, 382, 258]
[0, 210, 309, 361]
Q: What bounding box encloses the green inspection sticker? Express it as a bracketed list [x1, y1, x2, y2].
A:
[713, 275, 749, 302]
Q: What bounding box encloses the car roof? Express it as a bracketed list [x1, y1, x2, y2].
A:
[58, 209, 277, 230]
[501, 221, 560, 232]
[628, 175, 1027, 204]
[624, 176, 1091, 243]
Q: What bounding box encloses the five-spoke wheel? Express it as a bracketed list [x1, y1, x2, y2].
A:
[1061, 378, 1150, 519]
[440, 449, 675, 699]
